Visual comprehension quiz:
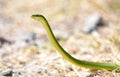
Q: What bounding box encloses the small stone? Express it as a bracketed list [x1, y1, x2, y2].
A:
[20, 32, 36, 43]
[83, 13, 105, 33]
[12, 72, 24, 77]
[0, 68, 13, 76]
[15, 32, 37, 48]
[0, 37, 12, 47]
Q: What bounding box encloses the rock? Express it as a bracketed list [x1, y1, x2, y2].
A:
[0, 69, 24, 77]
[12, 71, 25, 77]
[83, 13, 105, 33]
[16, 32, 37, 47]
[21, 32, 36, 43]
[0, 68, 13, 76]
[0, 37, 12, 47]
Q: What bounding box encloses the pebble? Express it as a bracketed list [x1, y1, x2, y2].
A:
[0, 68, 13, 76]
[0, 69, 25, 77]
[12, 72, 25, 77]
[15, 32, 37, 48]
[83, 13, 105, 33]
[0, 37, 12, 47]
[20, 32, 36, 43]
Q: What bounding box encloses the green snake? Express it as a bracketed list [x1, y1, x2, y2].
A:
[31, 14, 120, 71]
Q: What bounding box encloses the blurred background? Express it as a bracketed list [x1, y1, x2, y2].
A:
[0, 0, 120, 77]
[0, 0, 120, 38]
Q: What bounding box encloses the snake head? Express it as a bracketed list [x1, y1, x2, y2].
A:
[32, 14, 43, 18]
[31, 14, 47, 24]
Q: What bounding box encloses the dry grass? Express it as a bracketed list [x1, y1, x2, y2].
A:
[0, 0, 120, 77]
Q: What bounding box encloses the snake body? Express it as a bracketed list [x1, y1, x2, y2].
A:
[31, 14, 120, 71]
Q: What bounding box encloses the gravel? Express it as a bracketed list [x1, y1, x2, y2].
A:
[83, 13, 105, 33]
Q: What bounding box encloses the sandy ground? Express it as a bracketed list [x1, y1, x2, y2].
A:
[0, 0, 120, 77]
